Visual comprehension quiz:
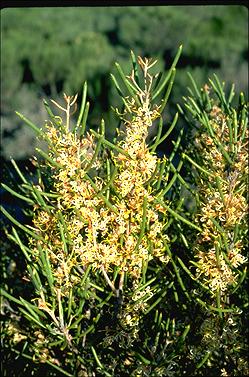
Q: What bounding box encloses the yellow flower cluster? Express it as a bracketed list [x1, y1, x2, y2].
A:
[118, 284, 153, 339]
[32, 330, 60, 366]
[7, 322, 27, 344]
[196, 247, 238, 292]
[194, 105, 248, 294]
[30, 57, 169, 291]
[199, 188, 247, 238]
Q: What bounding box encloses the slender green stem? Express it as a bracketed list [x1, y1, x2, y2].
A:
[115, 62, 140, 106]
[196, 351, 211, 369]
[152, 44, 182, 100]
[76, 82, 87, 130]
[150, 116, 163, 152]
[150, 112, 178, 151]
[91, 346, 112, 376]
[187, 72, 202, 102]
[110, 73, 126, 98]
[1, 183, 34, 204]
[79, 101, 90, 138]
[154, 199, 202, 231]
[36, 148, 63, 169]
[159, 69, 176, 114]
[15, 111, 41, 135]
[10, 159, 28, 184]
[1, 206, 43, 240]
[130, 49, 140, 85]
[159, 160, 183, 196]
[134, 196, 148, 251]
[85, 135, 103, 172]
[182, 152, 221, 180]
[85, 174, 118, 214]
[91, 129, 130, 158]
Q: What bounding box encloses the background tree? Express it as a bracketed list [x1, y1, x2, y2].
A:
[1, 5, 248, 160]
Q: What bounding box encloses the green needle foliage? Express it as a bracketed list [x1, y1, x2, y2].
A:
[1, 47, 248, 377]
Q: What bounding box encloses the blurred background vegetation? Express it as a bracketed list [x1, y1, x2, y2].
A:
[1, 5, 248, 161]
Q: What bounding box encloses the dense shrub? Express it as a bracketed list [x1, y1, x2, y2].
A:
[1, 48, 248, 376]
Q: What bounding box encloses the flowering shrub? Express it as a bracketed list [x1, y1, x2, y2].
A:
[1, 47, 248, 376]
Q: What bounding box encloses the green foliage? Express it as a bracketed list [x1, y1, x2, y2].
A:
[1, 47, 248, 377]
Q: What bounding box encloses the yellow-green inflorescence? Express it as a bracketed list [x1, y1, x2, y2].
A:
[31, 57, 169, 293]
[194, 104, 248, 295]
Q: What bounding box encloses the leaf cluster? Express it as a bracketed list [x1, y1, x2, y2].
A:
[1, 47, 248, 377]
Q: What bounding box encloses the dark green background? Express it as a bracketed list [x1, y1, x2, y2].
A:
[1, 5, 248, 160]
